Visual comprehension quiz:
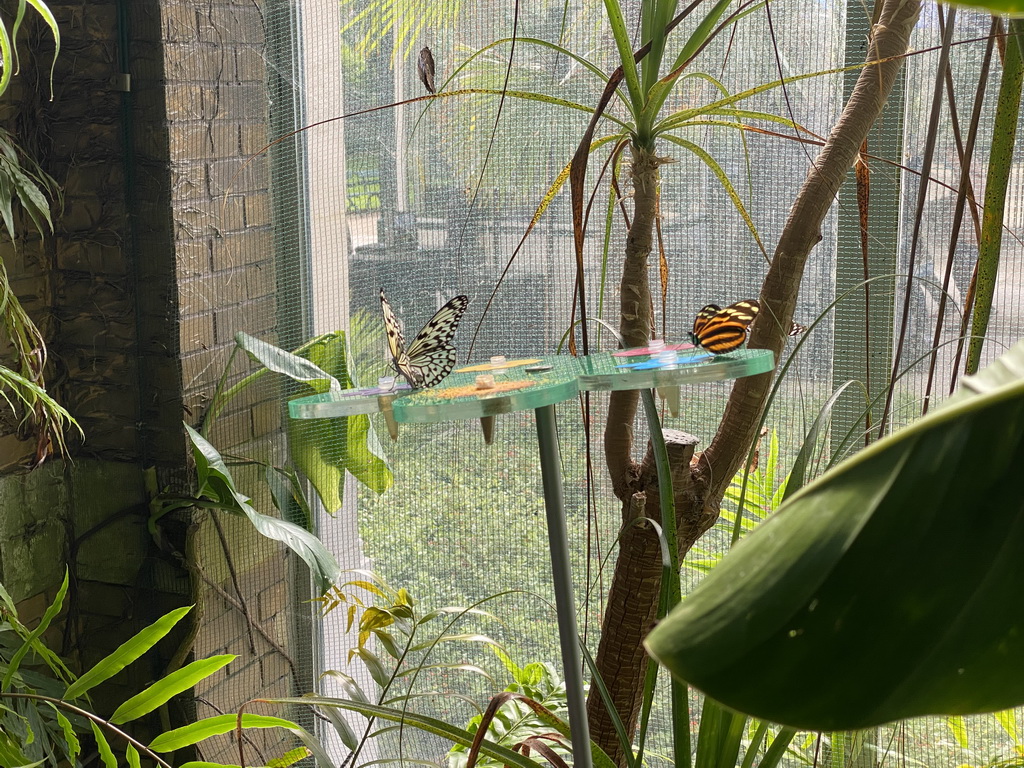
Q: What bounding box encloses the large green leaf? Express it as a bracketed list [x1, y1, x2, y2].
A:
[148, 714, 300, 752]
[646, 339, 1024, 731]
[286, 331, 392, 512]
[111, 654, 236, 723]
[185, 424, 342, 594]
[235, 331, 341, 395]
[63, 606, 192, 701]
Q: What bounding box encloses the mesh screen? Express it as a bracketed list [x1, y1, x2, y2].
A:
[193, 0, 1024, 765]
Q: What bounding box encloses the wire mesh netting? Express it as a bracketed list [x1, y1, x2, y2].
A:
[184, 0, 1024, 765]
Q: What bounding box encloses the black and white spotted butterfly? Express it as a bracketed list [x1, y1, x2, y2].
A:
[380, 288, 469, 388]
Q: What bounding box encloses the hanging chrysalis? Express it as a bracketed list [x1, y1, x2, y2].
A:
[418, 47, 436, 94]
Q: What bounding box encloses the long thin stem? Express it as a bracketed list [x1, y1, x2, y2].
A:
[878, 6, 957, 437]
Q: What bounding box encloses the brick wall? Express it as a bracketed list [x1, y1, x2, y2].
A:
[153, 0, 311, 761]
[0, 0, 311, 759]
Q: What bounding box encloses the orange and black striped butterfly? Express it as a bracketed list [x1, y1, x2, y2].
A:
[690, 300, 760, 354]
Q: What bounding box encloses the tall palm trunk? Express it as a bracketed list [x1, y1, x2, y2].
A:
[589, 1, 922, 762]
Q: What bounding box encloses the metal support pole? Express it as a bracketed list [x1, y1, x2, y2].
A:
[534, 404, 592, 768]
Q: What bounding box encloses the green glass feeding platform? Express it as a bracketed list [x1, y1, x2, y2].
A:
[287, 345, 775, 768]
[577, 345, 774, 416]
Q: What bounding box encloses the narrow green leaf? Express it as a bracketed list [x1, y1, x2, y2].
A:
[320, 669, 371, 705]
[598, 0, 644, 112]
[0, 164, 15, 239]
[3, 570, 68, 689]
[758, 727, 798, 768]
[660, 135, 766, 257]
[235, 332, 340, 394]
[266, 466, 313, 530]
[945, 715, 969, 749]
[64, 606, 192, 700]
[0, 18, 12, 98]
[24, 0, 60, 97]
[149, 714, 299, 752]
[784, 381, 866, 501]
[8, 162, 53, 233]
[274, 695, 547, 768]
[375, 629, 402, 659]
[90, 721, 117, 768]
[125, 743, 142, 768]
[289, 724, 336, 768]
[46, 704, 80, 764]
[350, 647, 390, 688]
[994, 708, 1020, 744]
[317, 704, 361, 751]
[0, 579, 16, 612]
[945, 0, 1023, 13]
[268, 746, 312, 767]
[111, 654, 236, 723]
[966, 17, 1023, 372]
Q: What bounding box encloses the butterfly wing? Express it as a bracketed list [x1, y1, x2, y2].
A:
[691, 303, 722, 341]
[380, 288, 408, 370]
[788, 321, 807, 337]
[692, 300, 759, 354]
[402, 294, 469, 387]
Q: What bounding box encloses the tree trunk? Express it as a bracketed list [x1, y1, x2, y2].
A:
[589, 1, 922, 763]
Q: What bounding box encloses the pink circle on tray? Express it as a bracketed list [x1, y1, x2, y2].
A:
[612, 342, 696, 358]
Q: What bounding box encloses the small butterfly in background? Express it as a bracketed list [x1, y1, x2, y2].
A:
[417, 47, 436, 94]
[690, 300, 760, 354]
[380, 288, 469, 388]
[788, 321, 807, 337]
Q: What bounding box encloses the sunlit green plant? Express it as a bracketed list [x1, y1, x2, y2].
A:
[448, 650, 570, 768]
[312, 571, 570, 767]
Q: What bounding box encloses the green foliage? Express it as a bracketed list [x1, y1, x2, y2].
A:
[179, 424, 343, 595]
[947, 710, 1024, 768]
[313, 573, 569, 767]
[284, 330, 392, 508]
[448, 650, 569, 768]
[646, 338, 1024, 730]
[0, 4, 79, 458]
[150, 331, 391, 595]
[965, 17, 1023, 374]
[0, 128, 57, 240]
[0, 2, 60, 101]
[945, 0, 1024, 14]
[356, 417, 575, 663]
[0, 571, 308, 768]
